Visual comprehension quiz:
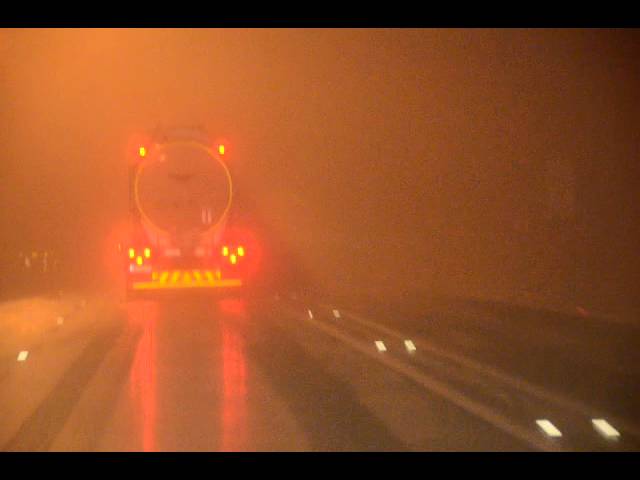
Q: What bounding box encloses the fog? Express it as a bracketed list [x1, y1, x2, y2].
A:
[1, 28, 638, 316]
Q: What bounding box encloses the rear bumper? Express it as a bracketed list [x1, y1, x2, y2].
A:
[132, 278, 242, 290]
[128, 268, 243, 291]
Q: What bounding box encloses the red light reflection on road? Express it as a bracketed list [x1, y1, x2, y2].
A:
[219, 297, 247, 317]
[219, 298, 248, 451]
[128, 301, 158, 452]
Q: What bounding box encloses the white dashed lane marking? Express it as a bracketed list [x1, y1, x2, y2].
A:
[536, 419, 563, 438]
[308, 309, 314, 319]
[375, 341, 387, 353]
[592, 419, 620, 439]
[404, 340, 417, 353]
[332, 309, 341, 319]
[17, 351, 29, 362]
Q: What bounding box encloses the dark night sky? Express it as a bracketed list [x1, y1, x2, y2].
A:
[1, 29, 638, 312]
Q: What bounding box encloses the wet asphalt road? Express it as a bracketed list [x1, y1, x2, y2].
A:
[1, 290, 638, 451]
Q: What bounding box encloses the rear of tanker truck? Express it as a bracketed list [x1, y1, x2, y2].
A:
[123, 127, 259, 298]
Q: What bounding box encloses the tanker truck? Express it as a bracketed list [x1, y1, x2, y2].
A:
[123, 126, 259, 297]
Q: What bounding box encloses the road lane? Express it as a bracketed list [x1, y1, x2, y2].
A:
[1, 292, 543, 451]
[0, 295, 119, 448]
[48, 297, 309, 451]
[295, 295, 640, 451]
[10, 290, 635, 451]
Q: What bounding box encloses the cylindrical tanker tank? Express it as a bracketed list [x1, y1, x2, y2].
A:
[133, 138, 233, 254]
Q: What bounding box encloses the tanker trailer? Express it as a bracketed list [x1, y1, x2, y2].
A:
[123, 127, 256, 297]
